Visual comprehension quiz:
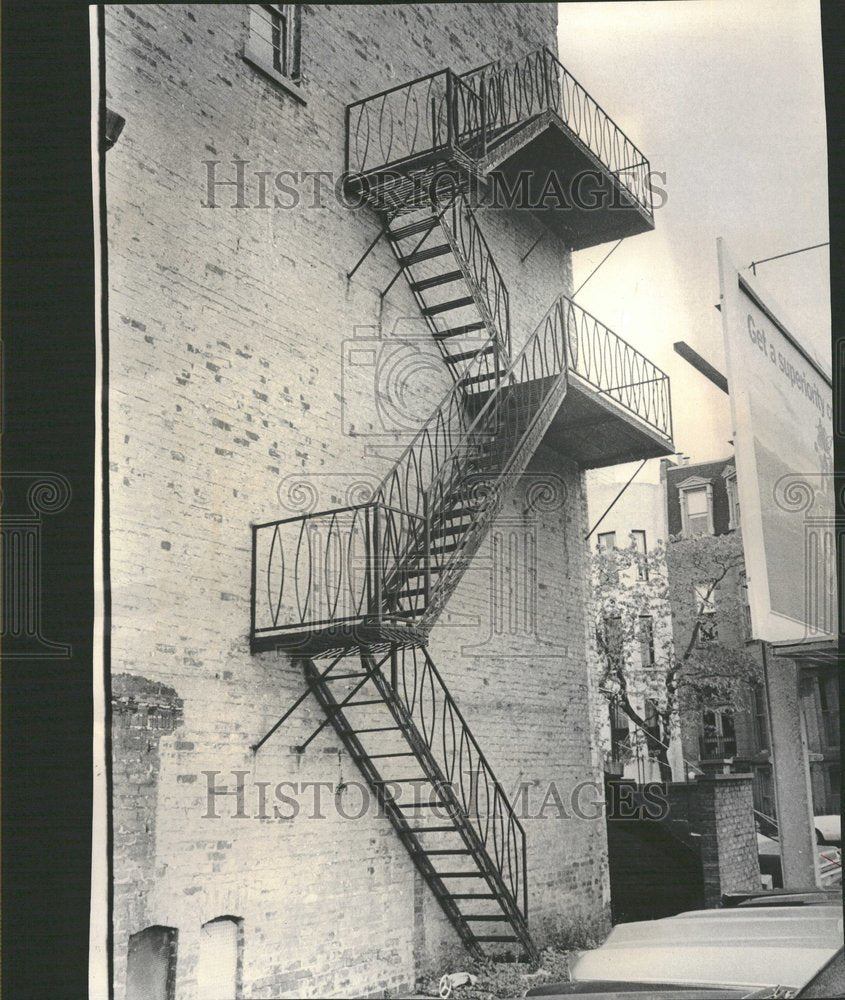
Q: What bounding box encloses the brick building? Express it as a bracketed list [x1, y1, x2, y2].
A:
[103, 4, 674, 997]
[664, 455, 839, 824]
[584, 460, 683, 784]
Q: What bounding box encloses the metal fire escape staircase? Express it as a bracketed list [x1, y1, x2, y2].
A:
[251, 48, 673, 963]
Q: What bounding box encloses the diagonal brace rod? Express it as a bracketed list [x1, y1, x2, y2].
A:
[296, 667, 375, 752]
[251, 652, 344, 753]
[348, 225, 389, 281]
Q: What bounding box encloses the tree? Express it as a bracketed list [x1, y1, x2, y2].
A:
[591, 530, 761, 781]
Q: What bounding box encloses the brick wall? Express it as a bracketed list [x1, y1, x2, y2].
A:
[104, 4, 613, 998]
[689, 775, 760, 907]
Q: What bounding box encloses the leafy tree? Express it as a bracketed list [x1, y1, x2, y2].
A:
[591, 530, 761, 780]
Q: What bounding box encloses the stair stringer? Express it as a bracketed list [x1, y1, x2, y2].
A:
[303, 652, 538, 963]
[419, 369, 570, 633]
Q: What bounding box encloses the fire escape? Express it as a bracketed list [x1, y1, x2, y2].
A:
[250, 47, 674, 962]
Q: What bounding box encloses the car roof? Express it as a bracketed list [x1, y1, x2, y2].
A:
[569, 903, 844, 991]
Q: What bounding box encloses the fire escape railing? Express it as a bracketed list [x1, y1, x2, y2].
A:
[345, 46, 652, 220]
[251, 293, 671, 642]
[440, 192, 511, 361]
[345, 69, 485, 177]
[392, 645, 528, 919]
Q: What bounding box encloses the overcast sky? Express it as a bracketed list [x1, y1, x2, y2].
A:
[556, 0, 830, 462]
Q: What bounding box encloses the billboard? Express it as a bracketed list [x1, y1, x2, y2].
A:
[717, 239, 835, 642]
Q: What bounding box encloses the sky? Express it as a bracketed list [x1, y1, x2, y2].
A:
[556, 0, 830, 462]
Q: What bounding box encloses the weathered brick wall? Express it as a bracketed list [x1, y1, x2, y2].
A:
[692, 775, 760, 907]
[104, 4, 611, 998]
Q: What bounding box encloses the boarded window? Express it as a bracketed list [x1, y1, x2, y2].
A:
[197, 916, 242, 1000]
[126, 926, 177, 1000]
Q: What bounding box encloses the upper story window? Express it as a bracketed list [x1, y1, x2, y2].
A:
[603, 614, 624, 663]
[739, 569, 752, 637]
[694, 583, 717, 643]
[597, 531, 616, 552]
[723, 466, 740, 530]
[597, 531, 618, 584]
[638, 615, 655, 666]
[244, 5, 304, 100]
[752, 682, 769, 751]
[677, 477, 714, 536]
[631, 529, 648, 580]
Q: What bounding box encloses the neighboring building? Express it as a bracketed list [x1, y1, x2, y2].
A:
[663, 456, 840, 824]
[585, 461, 683, 784]
[104, 4, 675, 997]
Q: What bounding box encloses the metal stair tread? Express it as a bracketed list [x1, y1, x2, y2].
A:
[401, 243, 451, 265]
[422, 296, 475, 316]
[419, 848, 471, 855]
[433, 320, 486, 339]
[460, 368, 508, 387]
[445, 345, 495, 364]
[390, 217, 437, 240]
[411, 270, 464, 292]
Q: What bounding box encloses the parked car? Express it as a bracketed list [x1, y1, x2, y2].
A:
[814, 814, 841, 845]
[526, 891, 844, 999]
[757, 827, 841, 888]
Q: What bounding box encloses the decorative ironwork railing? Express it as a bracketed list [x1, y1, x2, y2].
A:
[251, 294, 671, 641]
[462, 47, 652, 216]
[251, 501, 430, 640]
[345, 69, 484, 177]
[345, 46, 652, 218]
[441, 191, 511, 360]
[393, 644, 528, 919]
[699, 734, 738, 759]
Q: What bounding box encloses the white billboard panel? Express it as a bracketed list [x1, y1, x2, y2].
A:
[717, 239, 835, 642]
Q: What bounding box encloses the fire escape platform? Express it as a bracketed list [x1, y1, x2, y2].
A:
[545, 372, 675, 468]
[470, 368, 674, 470]
[476, 111, 655, 251]
[250, 619, 426, 657]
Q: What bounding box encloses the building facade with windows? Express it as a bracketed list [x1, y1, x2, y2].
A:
[585, 461, 683, 784]
[664, 456, 839, 828]
[103, 4, 675, 997]
[663, 457, 771, 790]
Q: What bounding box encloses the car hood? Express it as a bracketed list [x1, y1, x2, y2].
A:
[569, 905, 844, 991]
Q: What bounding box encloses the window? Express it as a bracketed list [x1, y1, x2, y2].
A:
[694, 584, 717, 643]
[609, 697, 630, 759]
[597, 531, 618, 583]
[597, 531, 616, 552]
[724, 467, 740, 529]
[126, 926, 177, 1000]
[631, 530, 648, 580]
[643, 698, 661, 759]
[638, 615, 655, 666]
[683, 486, 712, 535]
[197, 916, 243, 1000]
[752, 683, 769, 751]
[677, 477, 714, 536]
[739, 570, 752, 637]
[603, 615, 624, 664]
[701, 709, 736, 759]
[245, 5, 304, 98]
